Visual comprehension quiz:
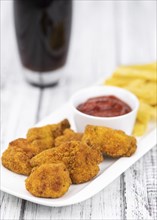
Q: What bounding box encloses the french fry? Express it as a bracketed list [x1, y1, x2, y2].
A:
[104, 62, 157, 136]
[113, 65, 156, 82]
[136, 101, 151, 124]
[133, 120, 148, 136]
[122, 62, 156, 71]
[150, 105, 157, 120]
[125, 80, 156, 105]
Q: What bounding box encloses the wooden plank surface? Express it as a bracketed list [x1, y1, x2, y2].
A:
[1, 1, 156, 220]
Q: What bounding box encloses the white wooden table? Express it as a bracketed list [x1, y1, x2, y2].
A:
[1, 1, 156, 219]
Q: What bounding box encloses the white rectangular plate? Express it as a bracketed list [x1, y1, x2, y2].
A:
[1, 102, 156, 207]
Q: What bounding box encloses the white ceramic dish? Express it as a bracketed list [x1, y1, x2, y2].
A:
[1, 103, 156, 207]
[70, 85, 139, 134]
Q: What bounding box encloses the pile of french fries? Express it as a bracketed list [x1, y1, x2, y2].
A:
[104, 62, 157, 136]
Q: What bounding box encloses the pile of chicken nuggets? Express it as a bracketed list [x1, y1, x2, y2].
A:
[105, 62, 157, 136]
[2, 119, 137, 198]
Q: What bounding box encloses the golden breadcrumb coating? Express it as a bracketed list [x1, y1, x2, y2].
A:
[25, 163, 71, 198]
[82, 125, 137, 158]
[55, 129, 83, 147]
[27, 119, 70, 152]
[1, 119, 70, 175]
[9, 138, 40, 156]
[30, 141, 103, 183]
[2, 141, 33, 175]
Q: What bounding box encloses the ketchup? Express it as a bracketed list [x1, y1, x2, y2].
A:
[77, 95, 132, 117]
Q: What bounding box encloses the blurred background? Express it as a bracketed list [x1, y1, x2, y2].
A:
[1, 0, 156, 142]
[1, 1, 156, 84]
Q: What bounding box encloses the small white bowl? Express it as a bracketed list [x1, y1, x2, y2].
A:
[70, 86, 139, 135]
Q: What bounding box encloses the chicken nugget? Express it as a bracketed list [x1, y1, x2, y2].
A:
[31, 141, 103, 184]
[27, 119, 70, 152]
[67, 141, 101, 183]
[2, 145, 32, 175]
[55, 129, 83, 147]
[25, 163, 71, 198]
[9, 138, 41, 155]
[82, 125, 137, 158]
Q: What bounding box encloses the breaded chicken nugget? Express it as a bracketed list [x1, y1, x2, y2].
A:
[2, 145, 32, 175]
[55, 129, 83, 147]
[1, 138, 45, 175]
[31, 141, 103, 183]
[27, 119, 70, 152]
[25, 163, 71, 198]
[9, 138, 40, 155]
[82, 125, 137, 158]
[1, 120, 70, 175]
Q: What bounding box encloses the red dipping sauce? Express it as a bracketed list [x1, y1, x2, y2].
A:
[77, 95, 132, 117]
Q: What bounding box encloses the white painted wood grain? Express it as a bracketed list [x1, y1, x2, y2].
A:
[125, 154, 153, 219]
[118, 0, 156, 65]
[1, 1, 156, 220]
[22, 178, 121, 220]
[0, 193, 23, 220]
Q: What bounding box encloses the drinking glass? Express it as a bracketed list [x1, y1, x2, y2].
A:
[14, 0, 72, 87]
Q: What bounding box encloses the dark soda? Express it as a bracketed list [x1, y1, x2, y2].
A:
[14, 0, 72, 72]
